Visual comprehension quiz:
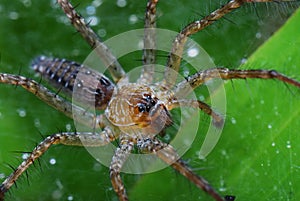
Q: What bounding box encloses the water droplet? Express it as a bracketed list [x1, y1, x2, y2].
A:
[86, 5, 96, 15]
[198, 152, 206, 160]
[97, 28, 106, 37]
[255, 32, 262, 39]
[231, 117, 236, 124]
[86, 16, 99, 26]
[57, 15, 69, 25]
[66, 124, 72, 131]
[22, 153, 30, 160]
[183, 69, 189, 77]
[92, 0, 103, 7]
[0, 173, 5, 179]
[17, 108, 26, 117]
[271, 142, 276, 147]
[93, 162, 102, 171]
[67, 195, 74, 201]
[8, 11, 19, 20]
[21, 0, 32, 7]
[52, 189, 62, 200]
[128, 14, 138, 24]
[221, 149, 227, 156]
[198, 95, 205, 101]
[267, 124, 272, 129]
[286, 141, 291, 149]
[34, 118, 41, 127]
[187, 47, 199, 58]
[219, 177, 226, 192]
[49, 158, 56, 165]
[116, 0, 127, 7]
[163, 134, 171, 141]
[240, 58, 247, 64]
[219, 186, 227, 192]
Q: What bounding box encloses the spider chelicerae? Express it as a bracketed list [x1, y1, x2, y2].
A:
[0, 0, 300, 200]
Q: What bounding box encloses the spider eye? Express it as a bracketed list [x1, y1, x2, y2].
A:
[143, 94, 157, 108]
[137, 103, 146, 112]
[145, 95, 151, 101]
[146, 105, 151, 111]
[150, 99, 156, 106]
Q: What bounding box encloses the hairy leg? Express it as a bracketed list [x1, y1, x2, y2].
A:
[162, 0, 287, 87]
[57, 0, 126, 82]
[168, 99, 224, 128]
[174, 68, 300, 96]
[138, 0, 159, 84]
[137, 137, 227, 201]
[0, 73, 105, 128]
[0, 130, 116, 200]
[110, 137, 135, 201]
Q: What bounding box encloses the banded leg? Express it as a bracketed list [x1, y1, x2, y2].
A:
[168, 99, 224, 128]
[137, 138, 226, 201]
[0, 130, 116, 200]
[0, 73, 104, 129]
[174, 68, 300, 97]
[138, 0, 159, 84]
[57, 0, 126, 82]
[162, 0, 279, 87]
[110, 137, 135, 201]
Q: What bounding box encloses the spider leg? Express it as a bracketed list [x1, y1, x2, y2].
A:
[0, 73, 104, 128]
[138, 0, 158, 84]
[162, 0, 285, 88]
[57, 0, 127, 82]
[168, 99, 224, 128]
[137, 138, 226, 201]
[110, 136, 134, 201]
[0, 130, 116, 200]
[174, 68, 300, 96]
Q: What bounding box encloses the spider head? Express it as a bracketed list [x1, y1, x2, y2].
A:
[105, 84, 172, 136]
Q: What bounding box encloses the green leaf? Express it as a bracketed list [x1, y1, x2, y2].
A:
[0, 1, 299, 201]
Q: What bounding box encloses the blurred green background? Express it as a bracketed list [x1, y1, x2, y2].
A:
[0, 0, 300, 200]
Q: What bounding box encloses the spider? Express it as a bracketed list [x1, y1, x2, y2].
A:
[0, 0, 300, 200]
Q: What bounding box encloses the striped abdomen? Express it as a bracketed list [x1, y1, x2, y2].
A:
[32, 56, 115, 110]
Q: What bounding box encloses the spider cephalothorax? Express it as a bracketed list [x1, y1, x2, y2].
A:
[105, 83, 172, 136]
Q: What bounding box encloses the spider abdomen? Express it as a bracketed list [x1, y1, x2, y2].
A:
[32, 56, 115, 109]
